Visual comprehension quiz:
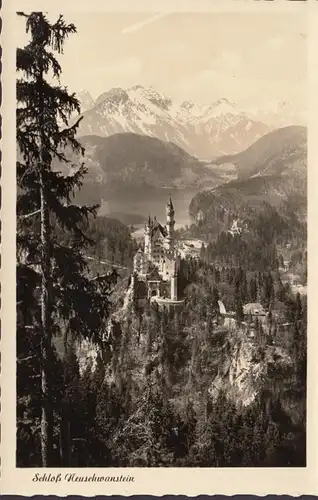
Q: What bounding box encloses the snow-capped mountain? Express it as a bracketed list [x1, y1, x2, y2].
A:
[76, 85, 190, 153]
[247, 100, 307, 129]
[173, 97, 271, 158]
[74, 85, 301, 159]
[77, 90, 95, 112]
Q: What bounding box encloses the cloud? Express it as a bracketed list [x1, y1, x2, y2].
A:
[121, 13, 169, 34]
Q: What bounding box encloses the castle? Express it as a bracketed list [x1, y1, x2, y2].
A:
[129, 198, 184, 307]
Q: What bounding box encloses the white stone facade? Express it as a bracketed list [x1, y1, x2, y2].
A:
[131, 198, 183, 304]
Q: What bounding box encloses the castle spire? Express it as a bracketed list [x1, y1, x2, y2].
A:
[168, 194, 174, 210]
[166, 195, 174, 216]
[165, 196, 175, 248]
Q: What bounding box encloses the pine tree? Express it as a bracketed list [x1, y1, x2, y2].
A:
[235, 294, 244, 323]
[199, 242, 206, 261]
[59, 337, 80, 466]
[17, 12, 117, 466]
[211, 286, 220, 319]
[249, 276, 258, 302]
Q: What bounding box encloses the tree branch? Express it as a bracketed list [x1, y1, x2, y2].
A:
[17, 354, 37, 363]
[19, 208, 41, 220]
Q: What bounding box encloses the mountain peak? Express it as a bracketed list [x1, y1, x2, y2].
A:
[128, 85, 172, 111]
[207, 98, 237, 114]
[215, 97, 236, 107]
[95, 87, 129, 108]
[77, 89, 95, 112]
[180, 100, 195, 110]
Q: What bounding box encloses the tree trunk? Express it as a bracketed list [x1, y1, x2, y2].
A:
[59, 403, 71, 466]
[39, 171, 53, 466]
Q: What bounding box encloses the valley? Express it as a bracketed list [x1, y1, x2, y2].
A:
[98, 186, 201, 231]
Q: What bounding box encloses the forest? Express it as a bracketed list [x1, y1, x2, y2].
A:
[16, 12, 307, 468]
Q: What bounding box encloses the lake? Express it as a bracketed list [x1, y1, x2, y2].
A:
[98, 187, 201, 230]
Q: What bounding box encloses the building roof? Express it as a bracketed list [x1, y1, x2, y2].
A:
[151, 220, 167, 237]
[243, 303, 266, 315]
[134, 248, 144, 260]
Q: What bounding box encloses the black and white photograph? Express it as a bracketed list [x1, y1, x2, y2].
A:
[15, 7, 307, 470]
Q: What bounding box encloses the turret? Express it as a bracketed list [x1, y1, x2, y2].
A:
[144, 213, 152, 257]
[170, 271, 178, 301]
[165, 197, 175, 248]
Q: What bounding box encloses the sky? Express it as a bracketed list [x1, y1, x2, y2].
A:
[16, 11, 307, 111]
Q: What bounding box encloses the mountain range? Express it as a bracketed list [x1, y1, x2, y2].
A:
[188, 125, 307, 237]
[75, 86, 304, 159]
[67, 133, 221, 207]
[60, 124, 306, 226]
[215, 125, 307, 181]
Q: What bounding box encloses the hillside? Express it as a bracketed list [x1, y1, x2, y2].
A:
[94, 132, 213, 188]
[68, 259, 307, 467]
[186, 126, 307, 264]
[190, 126, 307, 221]
[64, 133, 222, 206]
[214, 125, 307, 180]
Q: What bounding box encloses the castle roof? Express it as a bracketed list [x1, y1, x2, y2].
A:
[167, 196, 174, 210]
[150, 220, 167, 237]
[134, 248, 144, 260]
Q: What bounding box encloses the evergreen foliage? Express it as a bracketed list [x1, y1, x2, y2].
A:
[16, 12, 117, 466]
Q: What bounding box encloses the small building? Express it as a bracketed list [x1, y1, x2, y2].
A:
[243, 302, 268, 326]
[243, 303, 266, 317]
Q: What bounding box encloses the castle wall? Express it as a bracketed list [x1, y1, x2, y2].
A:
[162, 257, 176, 279]
[134, 252, 147, 274]
[160, 281, 171, 299]
[148, 280, 161, 299]
[151, 238, 165, 265]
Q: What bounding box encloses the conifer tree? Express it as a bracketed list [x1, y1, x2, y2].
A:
[17, 12, 117, 466]
[199, 242, 206, 261]
[235, 294, 244, 323]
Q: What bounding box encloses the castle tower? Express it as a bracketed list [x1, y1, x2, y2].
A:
[144, 214, 152, 258]
[171, 271, 178, 301]
[165, 197, 175, 249]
